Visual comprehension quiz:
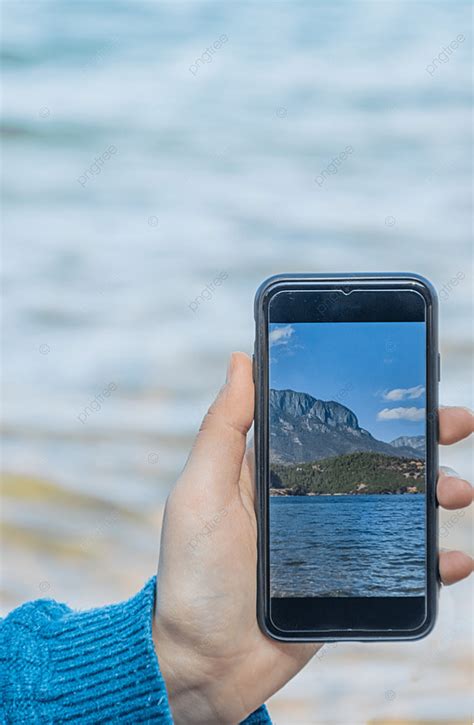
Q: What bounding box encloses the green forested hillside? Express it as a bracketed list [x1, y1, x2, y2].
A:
[270, 451, 425, 495]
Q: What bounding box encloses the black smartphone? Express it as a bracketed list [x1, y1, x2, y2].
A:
[254, 273, 439, 641]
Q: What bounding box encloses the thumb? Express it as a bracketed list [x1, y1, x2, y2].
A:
[178, 352, 254, 498]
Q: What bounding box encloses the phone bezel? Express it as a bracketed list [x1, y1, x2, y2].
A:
[254, 273, 439, 642]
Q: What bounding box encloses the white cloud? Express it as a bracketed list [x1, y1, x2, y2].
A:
[269, 325, 295, 347]
[383, 385, 425, 401]
[377, 407, 425, 421]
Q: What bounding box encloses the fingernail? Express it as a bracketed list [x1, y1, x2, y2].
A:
[226, 353, 235, 383]
[439, 466, 460, 478]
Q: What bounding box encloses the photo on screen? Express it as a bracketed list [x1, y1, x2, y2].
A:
[269, 322, 426, 598]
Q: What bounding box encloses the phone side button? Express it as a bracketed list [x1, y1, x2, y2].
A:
[437, 353, 441, 382]
[252, 354, 256, 383]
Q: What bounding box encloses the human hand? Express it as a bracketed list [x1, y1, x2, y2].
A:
[153, 353, 473, 724]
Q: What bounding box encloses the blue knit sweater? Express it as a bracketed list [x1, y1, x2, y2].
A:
[0, 577, 271, 723]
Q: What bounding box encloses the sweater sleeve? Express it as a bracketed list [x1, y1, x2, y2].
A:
[0, 577, 272, 724]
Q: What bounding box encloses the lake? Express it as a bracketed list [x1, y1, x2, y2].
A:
[270, 494, 426, 597]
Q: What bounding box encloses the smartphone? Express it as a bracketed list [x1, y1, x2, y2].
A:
[254, 273, 439, 641]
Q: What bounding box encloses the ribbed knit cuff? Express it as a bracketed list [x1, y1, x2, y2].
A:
[2, 577, 272, 723]
[241, 703, 272, 723]
[38, 576, 173, 723]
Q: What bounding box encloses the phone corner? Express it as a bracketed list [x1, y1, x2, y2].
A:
[256, 605, 279, 641]
[405, 273, 439, 308]
[408, 614, 438, 641]
[253, 274, 288, 319]
[405, 595, 439, 641]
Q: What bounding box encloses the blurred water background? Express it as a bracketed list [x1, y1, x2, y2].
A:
[1, 1, 472, 723]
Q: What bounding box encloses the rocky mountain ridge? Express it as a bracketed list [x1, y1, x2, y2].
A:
[270, 388, 424, 464]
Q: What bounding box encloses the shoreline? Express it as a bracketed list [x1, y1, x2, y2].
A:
[270, 488, 424, 497]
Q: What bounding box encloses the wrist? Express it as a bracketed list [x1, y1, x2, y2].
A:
[152, 616, 249, 725]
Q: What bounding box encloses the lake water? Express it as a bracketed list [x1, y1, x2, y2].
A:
[270, 494, 425, 597]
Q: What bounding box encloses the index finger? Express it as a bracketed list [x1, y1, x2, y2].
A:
[439, 407, 474, 445]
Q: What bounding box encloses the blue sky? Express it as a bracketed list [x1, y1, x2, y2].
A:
[269, 322, 426, 442]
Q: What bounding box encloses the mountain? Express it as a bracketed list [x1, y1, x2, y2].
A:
[390, 435, 425, 455]
[270, 388, 424, 464]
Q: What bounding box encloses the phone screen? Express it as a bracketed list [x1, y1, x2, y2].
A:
[266, 287, 429, 634]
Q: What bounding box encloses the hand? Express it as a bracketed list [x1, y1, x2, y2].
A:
[153, 353, 473, 724]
